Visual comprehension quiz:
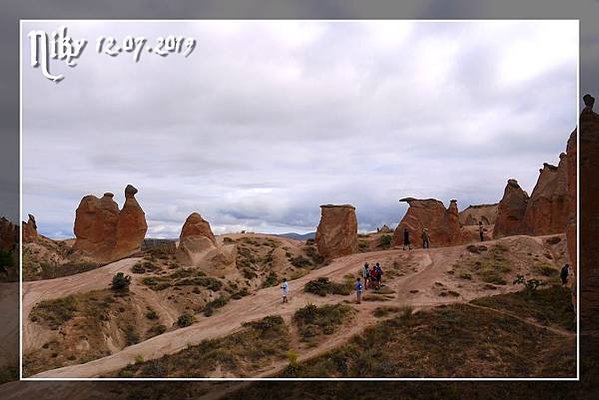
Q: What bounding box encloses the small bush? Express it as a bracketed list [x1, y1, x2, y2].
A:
[290, 255, 312, 268]
[131, 263, 146, 274]
[203, 295, 230, 316]
[145, 310, 158, 320]
[304, 277, 353, 297]
[111, 272, 132, 291]
[177, 313, 194, 327]
[262, 271, 279, 288]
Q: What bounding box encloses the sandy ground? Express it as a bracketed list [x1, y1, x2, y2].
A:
[18, 234, 566, 378]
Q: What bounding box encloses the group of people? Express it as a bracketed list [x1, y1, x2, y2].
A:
[355, 262, 384, 304]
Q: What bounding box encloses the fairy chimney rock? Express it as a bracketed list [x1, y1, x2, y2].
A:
[315, 204, 358, 260]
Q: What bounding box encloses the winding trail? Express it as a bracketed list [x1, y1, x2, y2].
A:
[23, 235, 566, 378]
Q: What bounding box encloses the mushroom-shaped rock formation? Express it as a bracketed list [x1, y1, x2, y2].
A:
[22, 214, 39, 243]
[315, 204, 358, 260]
[392, 198, 461, 248]
[493, 179, 529, 238]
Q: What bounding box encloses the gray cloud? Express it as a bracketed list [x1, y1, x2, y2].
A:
[21, 20, 578, 239]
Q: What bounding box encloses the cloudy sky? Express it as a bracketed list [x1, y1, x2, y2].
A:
[21, 20, 578, 239]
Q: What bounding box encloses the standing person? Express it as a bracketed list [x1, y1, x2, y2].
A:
[374, 262, 383, 289]
[478, 221, 485, 242]
[421, 228, 430, 249]
[355, 277, 363, 304]
[280, 278, 289, 303]
[403, 228, 412, 250]
[560, 264, 570, 286]
[362, 263, 371, 290]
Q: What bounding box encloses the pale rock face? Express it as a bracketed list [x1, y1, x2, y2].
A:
[392, 198, 461, 248]
[315, 204, 358, 260]
[493, 180, 529, 238]
[175, 212, 235, 276]
[73, 185, 147, 262]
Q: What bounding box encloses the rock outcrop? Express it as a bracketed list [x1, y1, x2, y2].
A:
[22, 214, 39, 243]
[0, 217, 18, 251]
[73, 185, 147, 262]
[523, 159, 569, 236]
[392, 198, 461, 248]
[459, 203, 498, 226]
[176, 212, 235, 275]
[176, 212, 218, 265]
[579, 93, 599, 323]
[493, 180, 529, 238]
[114, 185, 148, 260]
[315, 204, 358, 260]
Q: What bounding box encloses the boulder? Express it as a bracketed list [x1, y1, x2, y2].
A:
[459, 203, 498, 226]
[22, 214, 39, 243]
[493, 179, 529, 238]
[73, 185, 147, 262]
[392, 198, 461, 248]
[315, 204, 358, 260]
[0, 217, 18, 251]
[523, 159, 569, 236]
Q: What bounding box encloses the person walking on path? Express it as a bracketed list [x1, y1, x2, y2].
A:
[560, 264, 570, 286]
[478, 221, 485, 242]
[403, 228, 412, 250]
[355, 277, 364, 304]
[362, 263, 371, 290]
[281, 278, 289, 303]
[374, 262, 383, 289]
[421, 228, 430, 249]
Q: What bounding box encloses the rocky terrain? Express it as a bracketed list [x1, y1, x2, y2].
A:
[10, 96, 587, 384]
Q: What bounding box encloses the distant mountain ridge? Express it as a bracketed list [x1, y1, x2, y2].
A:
[275, 232, 316, 241]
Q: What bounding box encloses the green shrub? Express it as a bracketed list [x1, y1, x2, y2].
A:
[262, 271, 279, 288]
[291, 255, 312, 268]
[131, 263, 146, 274]
[304, 277, 353, 297]
[111, 272, 132, 291]
[29, 296, 78, 329]
[177, 313, 194, 327]
[203, 295, 230, 316]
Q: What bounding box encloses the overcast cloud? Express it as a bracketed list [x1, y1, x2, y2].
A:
[21, 20, 578, 239]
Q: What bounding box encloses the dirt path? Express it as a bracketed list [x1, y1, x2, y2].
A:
[27, 235, 565, 378]
[22, 258, 141, 351]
